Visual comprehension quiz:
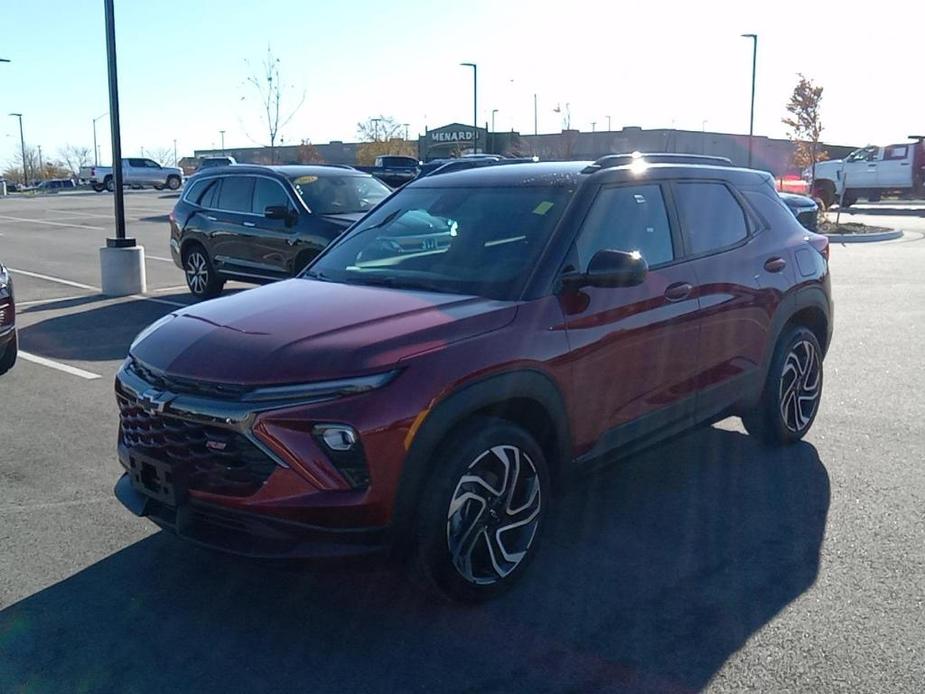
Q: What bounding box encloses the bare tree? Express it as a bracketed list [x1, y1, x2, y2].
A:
[553, 102, 572, 130]
[357, 115, 403, 143]
[147, 146, 176, 167]
[58, 144, 93, 176]
[243, 45, 305, 163]
[4, 145, 40, 184]
[783, 74, 828, 187]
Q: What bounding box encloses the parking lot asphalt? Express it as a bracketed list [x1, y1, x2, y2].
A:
[1, 193, 923, 693]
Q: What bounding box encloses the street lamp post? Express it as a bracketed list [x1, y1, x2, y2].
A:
[37, 145, 43, 179]
[173, 138, 177, 167]
[370, 117, 382, 142]
[219, 129, 225, 155]
[607, 115, 612, 131]
[591, 121, 596, 133]
[491, 109, 498, 153]
[534, 94, 538, 136]
[402, 123, 410, 141]
[92, 112, 108, 167]
[742, 33, 758, 168]
[460, 63, 477, 153]
[9, 113, 26, 185]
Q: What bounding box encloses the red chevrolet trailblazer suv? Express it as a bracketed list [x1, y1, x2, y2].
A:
[115, 154, 832, 601]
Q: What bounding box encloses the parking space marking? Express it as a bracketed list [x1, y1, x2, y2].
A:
[18, 351, 102, 380]
[154, 285, 188, 293]
[147, 255, 174, 263]
[0, 214, 105, 231]
[15, 294, 95, 307]
[134, 295, 188, 308]
[8, 268, 99, 291]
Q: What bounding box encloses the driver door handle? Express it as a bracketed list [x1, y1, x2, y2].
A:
[664, 282, 692, 302]
[242, 221, 256, 228]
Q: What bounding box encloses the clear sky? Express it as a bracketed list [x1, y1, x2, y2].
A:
[1, 0, 923, 166]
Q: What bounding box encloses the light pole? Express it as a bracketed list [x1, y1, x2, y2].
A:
[92, 112, 108, 167]
[402, 123, 410, 141]
[606, 115, 612, 131]
[37, 145, 43, 179]
[533, 94, 538, 136]
[742, 33, 758, 168]
[370, 117, 382, 142]
[9, 113, 26, 185]
[460, 62, 477, 153]
[591, 121, 596, 133]
[491, 109, 499, 154]
[219, 129, 225, 155]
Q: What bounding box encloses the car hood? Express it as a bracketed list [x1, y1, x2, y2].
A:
[318, 211, 365, 228]
[130, 279, 516, 386]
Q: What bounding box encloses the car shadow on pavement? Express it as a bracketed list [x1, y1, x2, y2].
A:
[17, 297, 184, 361]
[138, 214, 169, 223]
[0, 428, 829, 693]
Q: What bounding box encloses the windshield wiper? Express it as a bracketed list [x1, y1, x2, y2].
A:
[356, 209, 401, 234]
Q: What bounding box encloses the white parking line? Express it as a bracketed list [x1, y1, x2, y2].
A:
[15, 294, 94, 307]
[9, 268, 188, 308]
[0, 214, 105, 231]
[18, 351, 102, 380]
[8, 268, 99, 290]
[154, 285, 189, 293]
[147, 255, 174, 262]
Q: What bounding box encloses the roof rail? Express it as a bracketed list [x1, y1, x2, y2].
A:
[582, 152, 733, 173]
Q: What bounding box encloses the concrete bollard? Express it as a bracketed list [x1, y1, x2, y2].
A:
[100, 244, 146, 296]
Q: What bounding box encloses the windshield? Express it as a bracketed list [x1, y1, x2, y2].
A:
[307, 185, 572, 299]
[290, 174, 390, 214]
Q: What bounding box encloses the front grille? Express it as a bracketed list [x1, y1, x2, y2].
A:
[118, 395, 276, 497]
[129, 359, 248, 399]
[0, 299, 11, 326]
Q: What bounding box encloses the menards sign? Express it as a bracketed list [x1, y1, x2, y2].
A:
[431, 130, 475, 143]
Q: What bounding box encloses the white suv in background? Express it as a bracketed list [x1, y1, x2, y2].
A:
[812, 138, 925, 207]
[79, 158, 184, 193]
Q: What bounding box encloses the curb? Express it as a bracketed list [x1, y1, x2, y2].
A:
[836, 207, 925, 217]
[824, 229, 904, 243]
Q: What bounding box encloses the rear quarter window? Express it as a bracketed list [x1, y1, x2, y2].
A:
[674, 182, 749, 255]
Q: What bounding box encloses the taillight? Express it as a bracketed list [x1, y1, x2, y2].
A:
[806, 232, 829, 261]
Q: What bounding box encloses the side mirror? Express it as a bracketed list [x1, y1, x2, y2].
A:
[265, 205, 297, 225]
[561, 249, 648, 290]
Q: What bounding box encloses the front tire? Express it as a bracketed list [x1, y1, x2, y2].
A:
[183, 245, 224, 299]
[813, 181, 835, 209]
[743, 326, 823, 446]
[166, 176, 181, 191]
[412, 417, 550, 602]
[105, 176, 115, 193]
[0, 332, 18, 375]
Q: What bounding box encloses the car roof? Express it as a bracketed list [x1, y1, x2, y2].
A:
[188, 164, 371, 179]
[410, 161, 590, 187]
[408, 159, 771, 188]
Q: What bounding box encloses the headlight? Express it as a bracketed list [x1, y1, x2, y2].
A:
[0, 265, 8, 288]
[241, 370, 399, 403]
[130, 314, 176, 351]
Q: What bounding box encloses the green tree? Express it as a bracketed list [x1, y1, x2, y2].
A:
[783, 74, 828, 184]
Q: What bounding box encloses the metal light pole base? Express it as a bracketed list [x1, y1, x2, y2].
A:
[100, 238, 146, 296]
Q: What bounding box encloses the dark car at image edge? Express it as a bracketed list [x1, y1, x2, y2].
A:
[0, 263, 17, 375]
[116, 156, 833, 601]
[168, 164, 391, 298]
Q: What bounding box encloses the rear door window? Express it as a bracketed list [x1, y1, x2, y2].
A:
[673, 182, 749, 255]
[217, 176, 255, 213]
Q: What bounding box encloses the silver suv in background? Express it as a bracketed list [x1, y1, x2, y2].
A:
[79, 158, 184, 192]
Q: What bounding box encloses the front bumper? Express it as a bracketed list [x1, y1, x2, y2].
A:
[115, 473, 389, 559]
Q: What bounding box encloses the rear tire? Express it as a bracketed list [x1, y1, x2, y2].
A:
[840, 191, 857, 208]
[105, 176, 115, 193]
[182, 244, 224, 300]
[0, 332, 18, 375]
[742, 326, 823, 446]
[166, 176, 181, 191]
[411, 417, 550, 603]
[92, 183, 105, 193]
[153, 184, 164, 191]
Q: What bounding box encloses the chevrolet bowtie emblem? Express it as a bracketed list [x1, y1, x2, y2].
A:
[139, 388, 175, 413]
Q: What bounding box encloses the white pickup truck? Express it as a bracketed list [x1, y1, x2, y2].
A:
[79, 158, 184, 193]
[812, 138, 925, 207]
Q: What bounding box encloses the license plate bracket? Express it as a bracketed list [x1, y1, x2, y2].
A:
[127, 453, 185, 506]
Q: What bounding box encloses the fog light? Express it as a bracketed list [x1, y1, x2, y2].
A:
[314, 424, 358, 452]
